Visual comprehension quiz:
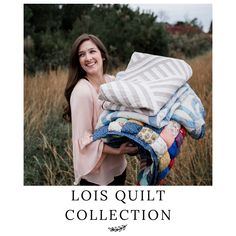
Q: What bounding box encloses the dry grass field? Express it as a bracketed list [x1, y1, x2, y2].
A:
[24, 51, 212, 185]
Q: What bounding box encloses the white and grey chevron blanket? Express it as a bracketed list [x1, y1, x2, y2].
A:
[99, 52, 193, 116]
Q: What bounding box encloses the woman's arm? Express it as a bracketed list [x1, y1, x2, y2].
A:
[71, 81, 106, 176]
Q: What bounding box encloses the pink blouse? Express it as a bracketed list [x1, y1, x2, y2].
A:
[70, 74, 127, 185]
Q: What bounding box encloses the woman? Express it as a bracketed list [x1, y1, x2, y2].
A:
[63, 34, 138, 186]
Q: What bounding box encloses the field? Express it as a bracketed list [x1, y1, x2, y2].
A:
[24, 51, 212, 185]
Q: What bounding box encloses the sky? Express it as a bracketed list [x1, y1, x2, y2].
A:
[129, 4, 212, 32]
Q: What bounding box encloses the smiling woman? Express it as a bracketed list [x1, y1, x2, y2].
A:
[63, 34, 138, 186]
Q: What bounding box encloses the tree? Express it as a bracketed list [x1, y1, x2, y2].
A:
[24, 4, 211, 74]
[208, 21, 212, 34]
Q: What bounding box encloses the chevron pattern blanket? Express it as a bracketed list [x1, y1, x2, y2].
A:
[99, 52, 193, 116]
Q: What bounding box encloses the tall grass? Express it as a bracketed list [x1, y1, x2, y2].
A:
[164, 52, 212, 185]
[24, 51, 212, 185]
[24, 70, 74, 185]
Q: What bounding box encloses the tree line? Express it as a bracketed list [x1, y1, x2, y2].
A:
[24, 4, 212, 74]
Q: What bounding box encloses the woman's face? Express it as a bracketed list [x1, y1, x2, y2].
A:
[78, 39, 104, 77]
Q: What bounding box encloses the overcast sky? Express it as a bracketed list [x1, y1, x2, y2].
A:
[129, 4, 212, 32]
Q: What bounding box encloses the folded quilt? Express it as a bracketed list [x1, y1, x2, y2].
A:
[93, 118, 186, 185]
[97, 84, 205, 139]
[99, 52, 193, 116]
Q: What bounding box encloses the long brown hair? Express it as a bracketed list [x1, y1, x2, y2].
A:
[63, 33, 109, 122]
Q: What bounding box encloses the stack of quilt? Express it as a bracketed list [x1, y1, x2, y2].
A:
[93, 52, 206, 185]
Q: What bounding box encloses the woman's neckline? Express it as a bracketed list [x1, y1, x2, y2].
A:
[85, 74, 109, 94]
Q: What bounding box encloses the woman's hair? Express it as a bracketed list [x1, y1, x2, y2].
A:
[63, 33, 109, 122]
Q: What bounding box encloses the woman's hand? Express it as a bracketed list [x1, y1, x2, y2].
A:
[118, 142, 138, 155]
[103, 142, 138, 155]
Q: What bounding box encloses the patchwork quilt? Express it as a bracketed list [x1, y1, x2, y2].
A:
[93, 119, 186, 185]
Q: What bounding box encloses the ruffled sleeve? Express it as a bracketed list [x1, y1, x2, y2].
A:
[70, 80, 105, 184]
